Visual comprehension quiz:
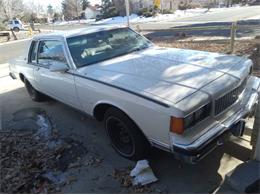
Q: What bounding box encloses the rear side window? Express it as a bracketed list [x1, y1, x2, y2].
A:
[14, 20, 19, 24]
[38, 40, 67, 68]
[28, 41, 38, 63]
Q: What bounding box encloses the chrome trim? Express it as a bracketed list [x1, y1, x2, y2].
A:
[214, 76, 248, 116]
[173, 76, 260, 151]
[214, 87, 246, 117]
[149, 138, 172, 152]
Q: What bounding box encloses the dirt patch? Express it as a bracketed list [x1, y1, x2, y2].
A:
[250, 46, 260, 77]
[0, 108, 87, 193]
[153, 39, 256, 55]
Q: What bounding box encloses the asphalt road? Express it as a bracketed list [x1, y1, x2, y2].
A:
[132, 5, 260, 30]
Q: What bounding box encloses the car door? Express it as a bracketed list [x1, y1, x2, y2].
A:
[34, 39, 81, 109]
[20, 40, 39, 88]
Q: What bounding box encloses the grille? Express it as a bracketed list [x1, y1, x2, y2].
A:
[215, 78, 247, 115]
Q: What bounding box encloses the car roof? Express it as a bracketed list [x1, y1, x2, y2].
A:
[33, 25, 128, 40]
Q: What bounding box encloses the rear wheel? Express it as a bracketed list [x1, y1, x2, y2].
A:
[24, 79, 46, 102]
[13, 27, 20, 32]
[104, 107, 150, 160]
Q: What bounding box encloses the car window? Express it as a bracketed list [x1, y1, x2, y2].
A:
[38, 40, 67, 68]
[28, 41, 38, 63]
[14, 20, 19, 24]
[8, 21, 12, 24]
[67, 28, 151, 67]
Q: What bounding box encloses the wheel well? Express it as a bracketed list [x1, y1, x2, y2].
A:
[93, 103, 150, 145]
[93, 103, 113, 121]
[19, 73, 25, 82]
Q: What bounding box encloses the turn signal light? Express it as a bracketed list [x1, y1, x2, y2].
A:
[170, 117, 184, 135]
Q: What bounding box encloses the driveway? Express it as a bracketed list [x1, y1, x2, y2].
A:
[0, 63, 254, 193]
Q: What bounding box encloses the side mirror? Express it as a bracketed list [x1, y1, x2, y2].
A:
[49, 62, 69, 72]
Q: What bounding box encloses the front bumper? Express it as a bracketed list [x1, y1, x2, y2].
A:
[173, 76, 260, 164]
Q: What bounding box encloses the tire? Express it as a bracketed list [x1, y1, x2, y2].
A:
[24, 79, 46, 102]
[13, 27, 20, 32]
[104, 107, 150, 161]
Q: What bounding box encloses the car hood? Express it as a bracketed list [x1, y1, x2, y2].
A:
[77, 46, 251, 112]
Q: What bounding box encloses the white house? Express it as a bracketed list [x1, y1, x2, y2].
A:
[84, 5, 101, 19]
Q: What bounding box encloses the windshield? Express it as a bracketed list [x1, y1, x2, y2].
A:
[67, 28, 152, 68]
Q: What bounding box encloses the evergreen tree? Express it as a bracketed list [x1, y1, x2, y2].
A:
[100, 0, 118, 19]
[47, 4, 54, 16]
[82, 0, 90, 10]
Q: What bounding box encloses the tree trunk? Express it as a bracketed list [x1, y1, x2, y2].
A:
[112, 0, 126, 16]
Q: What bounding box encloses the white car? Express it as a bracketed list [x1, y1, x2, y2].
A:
[9, 26, 260, 163]
[8, 19, 24, 32]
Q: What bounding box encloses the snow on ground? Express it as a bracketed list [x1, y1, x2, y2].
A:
[54, 19, 95, 25]
[246, 15, 260, 20]
[95, 6, 243, 25]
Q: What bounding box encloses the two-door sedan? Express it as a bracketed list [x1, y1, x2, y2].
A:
[9, 26, 260, 163]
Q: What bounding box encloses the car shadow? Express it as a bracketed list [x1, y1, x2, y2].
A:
[147, 140, 251, 193]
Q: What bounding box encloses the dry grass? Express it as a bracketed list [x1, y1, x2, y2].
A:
[153, 38, 260, 77]
[153, 39, 257, 56]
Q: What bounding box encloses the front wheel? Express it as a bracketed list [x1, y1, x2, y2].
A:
[24, 79, 46, 102]
[104, 108, 150, 160]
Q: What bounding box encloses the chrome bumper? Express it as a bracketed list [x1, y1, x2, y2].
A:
[173, 76, 260, 163]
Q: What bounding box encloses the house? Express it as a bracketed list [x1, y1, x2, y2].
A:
[161, 0, 181, 10]
[129, 0, 185, 13]
[84, 5, 101, 19]
[116, 0, 228, 15]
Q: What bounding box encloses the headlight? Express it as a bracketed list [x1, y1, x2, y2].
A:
[185, 103, 211, 129]
[170, 103, 211, 135]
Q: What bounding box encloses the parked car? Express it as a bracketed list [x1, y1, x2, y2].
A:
[9, 26, 260, 163]
[8, 19, 24, 32]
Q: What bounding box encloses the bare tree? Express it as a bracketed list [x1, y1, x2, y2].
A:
[62, 0, 83, 20]
[112, 0, 125, 16]
[0, 0, 24, 21]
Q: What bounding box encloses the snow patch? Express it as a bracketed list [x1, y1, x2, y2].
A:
[54, 19, 95, 26]
[94, 6, 244, 25]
